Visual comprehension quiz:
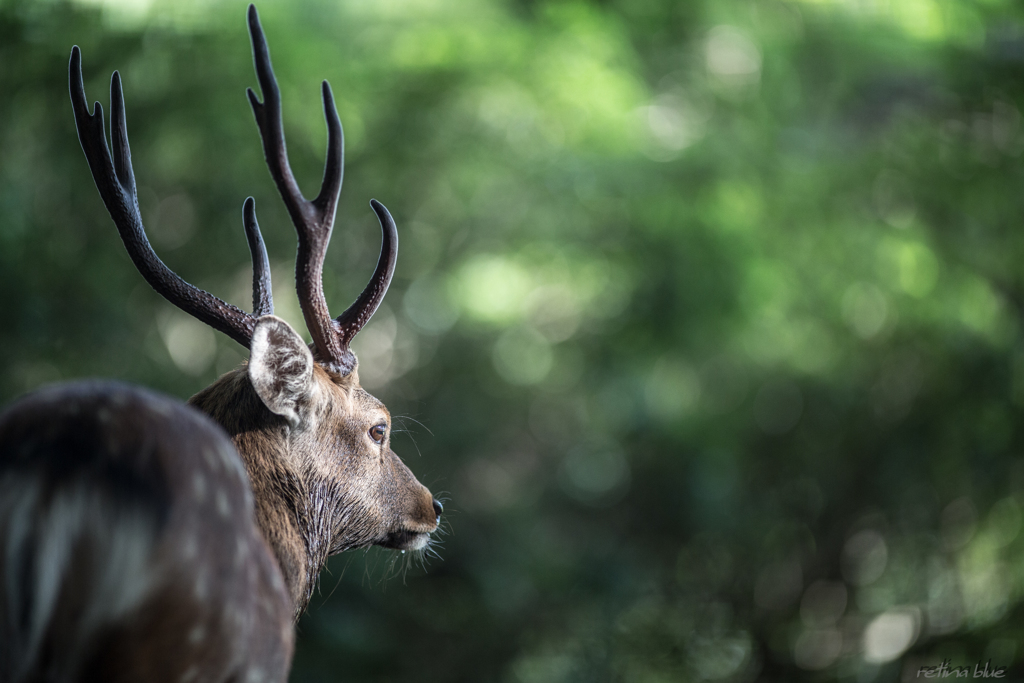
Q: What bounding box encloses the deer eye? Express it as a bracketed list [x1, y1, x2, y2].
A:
[369, 424, 387, 444]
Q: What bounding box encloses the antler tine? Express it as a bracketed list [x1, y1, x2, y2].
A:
[69, 46, 258, 349]
[334, 200, 399, 349]
[243, 197, 274, 317]
[245, 4, 347, 370]
[316, 80, 344, 214]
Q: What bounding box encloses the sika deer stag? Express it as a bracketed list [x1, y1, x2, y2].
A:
[0, 5, 442, 682]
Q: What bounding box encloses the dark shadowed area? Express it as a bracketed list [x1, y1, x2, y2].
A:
[2, 0, 1024, 680]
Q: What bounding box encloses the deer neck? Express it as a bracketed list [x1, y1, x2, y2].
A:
[189, 370, 330, 620]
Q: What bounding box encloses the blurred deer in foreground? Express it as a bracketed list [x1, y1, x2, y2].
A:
[0, 5, 442, 681]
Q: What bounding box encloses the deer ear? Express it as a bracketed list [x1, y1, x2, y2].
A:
[249, 315, 314, 428]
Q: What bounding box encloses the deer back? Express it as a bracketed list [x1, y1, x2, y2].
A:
[0, 381, 293, 683]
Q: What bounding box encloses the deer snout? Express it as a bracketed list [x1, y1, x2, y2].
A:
[379, 485, 439, 551]
[412, 486, 438, 530]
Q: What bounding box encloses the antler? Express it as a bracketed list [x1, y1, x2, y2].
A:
[246, 4, 397, 376]
[69, 47, 273, 348]
[70, 5, 394, 374]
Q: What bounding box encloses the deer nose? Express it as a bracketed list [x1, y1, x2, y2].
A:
[432, 498, 443, 525]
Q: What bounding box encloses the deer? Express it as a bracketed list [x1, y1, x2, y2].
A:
[0, 5, 442, 682]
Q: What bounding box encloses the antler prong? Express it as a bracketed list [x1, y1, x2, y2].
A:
[313, 80, 344, 214]
[334, 200, 398, 347]
[243, 197, 274, 317]
[109, 71, 136, 195]
[246, 5, 308, 222]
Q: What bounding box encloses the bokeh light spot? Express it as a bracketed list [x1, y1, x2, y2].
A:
[558, 443, 630, 506]
[841, 530, 888, 586]
[157, 310, 216, 377]
[645, 357, 701, 421]
[456, 256, 532, 325]
[793, 627, 842, 670]
[862, 608, 920, 664]
[492, 326, 553, 385]
[842, 282, 889, 339]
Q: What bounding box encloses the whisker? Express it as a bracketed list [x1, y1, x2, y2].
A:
[320, 554, 356, 605]
[393, 415, 434, 436]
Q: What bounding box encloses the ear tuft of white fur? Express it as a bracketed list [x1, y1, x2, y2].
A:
[249, 316, 314, 428]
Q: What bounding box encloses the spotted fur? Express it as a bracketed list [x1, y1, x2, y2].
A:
[0, 382, 293, 683]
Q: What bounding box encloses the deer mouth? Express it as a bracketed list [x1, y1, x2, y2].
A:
[380, 528, 431, 551]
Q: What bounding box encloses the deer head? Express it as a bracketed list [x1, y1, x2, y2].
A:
[69, 4, 442, 619]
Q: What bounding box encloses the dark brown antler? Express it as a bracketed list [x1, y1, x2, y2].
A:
[69, 47, 273, 347]
[244, 197, 274, 317]
[334, 199, 398, 348]
[246, 4, 398, 376]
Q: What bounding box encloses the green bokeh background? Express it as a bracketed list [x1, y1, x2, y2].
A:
[3, 0, 1024, 680]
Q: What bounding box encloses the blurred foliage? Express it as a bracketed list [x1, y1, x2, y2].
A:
[4, 0, 1024, 680]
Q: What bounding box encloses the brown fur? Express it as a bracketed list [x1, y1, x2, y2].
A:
[190, 362, 438, 619]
